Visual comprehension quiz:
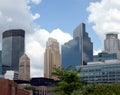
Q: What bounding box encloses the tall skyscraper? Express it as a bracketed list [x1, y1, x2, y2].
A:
[104, 33, 120, 52]
[18, 53, 30, 81]
[104, 33, 120, 59]
[44, 38, 61, 79]
[62, 23, 93, 70]
[2, 29, 25, 74]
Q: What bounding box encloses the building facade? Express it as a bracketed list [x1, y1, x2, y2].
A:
[44, 38, 61, 79]
[34, 86, 48, 95]
[15, 77, 58, 95]
[77, 60, 120, 83]
[0, 50, 2, 75]
[2, 29, 25, 74]
[30, 77, 57, 95]
[104, 33, 120, 59]
[62, 23, 93, 70]
[0, 79, 30, 95]
[4, 70, 18, 80]
[18, 53, 30, 81]
[94, 52, 117, 62]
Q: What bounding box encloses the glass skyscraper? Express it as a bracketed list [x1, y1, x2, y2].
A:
[94, 52, 117, 62]
[2, 29, 25, 74]
[62, 23, 93, 70]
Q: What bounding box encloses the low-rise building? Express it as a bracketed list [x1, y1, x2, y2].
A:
[4, 70, 18, 80]
[0, 79, 30, 95]
[15, 77, 57, 95]
[94, 52, 117, 62]
[30, 77, 57, 95]
[77, 59, 120, 83]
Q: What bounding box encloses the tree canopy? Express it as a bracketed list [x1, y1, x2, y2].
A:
[51, 67, 83, 95]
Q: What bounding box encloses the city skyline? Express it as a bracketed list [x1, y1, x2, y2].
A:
[0, 0, 120, 77]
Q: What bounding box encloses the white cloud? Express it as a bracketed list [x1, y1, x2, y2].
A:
[50, 28, 73, 45]
[30, 0, 42, 4]
[87, 0, 120, 39]
[0, 0, 72, 77]
[32, 13, 40, 20]
[0, 11, 2, 16]
[0, 0, 39, 35]
[7, 18, 13, 22]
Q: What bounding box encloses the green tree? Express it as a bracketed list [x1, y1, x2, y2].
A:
[84, 83, 120, 95]
[51, 67, 83, 95]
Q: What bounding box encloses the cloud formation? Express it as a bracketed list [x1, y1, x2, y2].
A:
[0, 0, 72, 77]
[0, 0, 39, 35]
[32, 13, 40, 20]
[87, 0, 120, 39]
[30, 0, 42, 4]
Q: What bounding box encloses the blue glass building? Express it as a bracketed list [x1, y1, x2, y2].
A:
[62, 23, 93, 70]
[2, 29, 25, 74]
[94, 52, 117, 62]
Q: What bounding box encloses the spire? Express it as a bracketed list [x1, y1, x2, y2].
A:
[20, 53, 30, 60]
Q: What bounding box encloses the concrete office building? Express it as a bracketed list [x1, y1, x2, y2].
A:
[104, 33, 120, 59]
[2, 29, 25, 74]
[62, 23, 93, 70]
[44, 38, 61, 79]
[77, 59, 120, 83]
[18, 53, 30, 81]
[4, 70, 18, 80]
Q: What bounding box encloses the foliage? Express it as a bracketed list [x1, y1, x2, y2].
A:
[24, 86, 36, 95]
[51, 67, 83, 95]
[84, 83, 120, 95]
[24, 86, 35, 91]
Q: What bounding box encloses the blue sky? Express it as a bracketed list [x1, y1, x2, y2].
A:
[30, 0, 102, 50]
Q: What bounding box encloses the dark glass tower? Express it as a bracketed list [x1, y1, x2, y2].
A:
[2, 29, 25, 74]
[62, 23, 93, 70]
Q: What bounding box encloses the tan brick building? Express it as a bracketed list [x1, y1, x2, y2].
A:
[18, 53, 30, 81]
[44, 38, 61, 79]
